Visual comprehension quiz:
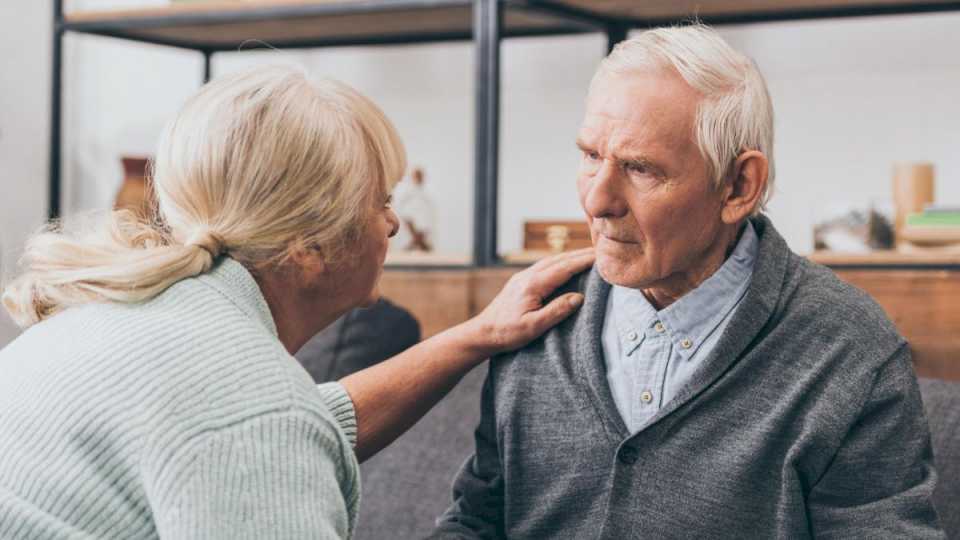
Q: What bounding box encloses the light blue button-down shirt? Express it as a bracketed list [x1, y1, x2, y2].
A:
[601, 222, 759, 434]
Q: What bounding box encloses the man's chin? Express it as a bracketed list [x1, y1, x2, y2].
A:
[595, 258, 648, 290]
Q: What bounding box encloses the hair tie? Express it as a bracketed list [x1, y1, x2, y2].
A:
[184, 230, 226, 259]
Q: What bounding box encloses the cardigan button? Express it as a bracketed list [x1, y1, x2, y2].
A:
[617, 446, 639, 465]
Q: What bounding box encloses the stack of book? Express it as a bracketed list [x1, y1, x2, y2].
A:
[900, 206, 960, 249]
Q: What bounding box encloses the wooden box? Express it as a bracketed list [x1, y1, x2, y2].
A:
[523, 220, 591, 253]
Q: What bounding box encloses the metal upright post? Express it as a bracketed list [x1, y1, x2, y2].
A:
[473, 0, 502, 267]
[202, 50, 213, 83]
[49, 0, 65, 220]
[606, 24, 628, 54]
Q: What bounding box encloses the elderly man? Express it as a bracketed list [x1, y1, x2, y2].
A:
[431, 24, 943, 539]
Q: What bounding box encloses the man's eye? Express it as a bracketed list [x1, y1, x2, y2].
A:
[584, 150, 601, 161]
[625, 162, 648, 175]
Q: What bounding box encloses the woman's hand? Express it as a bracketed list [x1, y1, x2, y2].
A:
[462, 248, 595, 358]
[342, 248, 594, 461]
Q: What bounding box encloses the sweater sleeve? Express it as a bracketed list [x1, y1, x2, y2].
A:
[147, 409, 359, 540]
[317, 381, 358, 448]
[806, 344, 945, 539]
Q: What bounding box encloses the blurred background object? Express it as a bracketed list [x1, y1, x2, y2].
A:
[813, 201, 894, 252]
[524, 220, 591, 253]
[393, 167, 436, 253]
[114, 156, 156, 220]
[892, 162, 960, 251]
[893, 161, 935, 238]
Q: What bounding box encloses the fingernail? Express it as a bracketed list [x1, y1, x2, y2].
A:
[569, 295, 584, 307]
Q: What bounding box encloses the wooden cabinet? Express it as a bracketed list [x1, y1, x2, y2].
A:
[382, 263, 960, 381]
[379, 268, 513, 339]
[832, 269, 960, 381]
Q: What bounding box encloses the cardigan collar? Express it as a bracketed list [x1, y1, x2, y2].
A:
[574, 214, 793, 443]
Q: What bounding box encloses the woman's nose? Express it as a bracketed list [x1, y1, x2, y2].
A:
[387, 209, 400, 238]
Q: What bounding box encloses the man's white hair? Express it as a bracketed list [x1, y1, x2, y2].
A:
[594, 24, 775, 212]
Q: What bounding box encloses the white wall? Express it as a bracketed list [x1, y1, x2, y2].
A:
[722, 15, 960, 253]
[2, 2, 959, 345]
[0, 1, 51, 346]
[63, 5, 960, 257]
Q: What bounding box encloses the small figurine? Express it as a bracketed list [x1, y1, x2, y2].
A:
[395, 167, 436, 253]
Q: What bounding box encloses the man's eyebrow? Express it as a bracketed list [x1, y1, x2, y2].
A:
[575, 138, 593, 151]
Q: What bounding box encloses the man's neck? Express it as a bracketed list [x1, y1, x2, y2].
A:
[641, 221, 745, 310]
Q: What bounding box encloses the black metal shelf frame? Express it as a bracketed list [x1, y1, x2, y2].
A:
[49, 0, 605, 268]
[49, 0, 960, 268]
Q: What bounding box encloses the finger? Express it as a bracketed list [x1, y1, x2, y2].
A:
[528, 253, 595, 299]
[522, 292, 585, 336]
[524, 249, 594, 287]
[528, 251, 595, 296]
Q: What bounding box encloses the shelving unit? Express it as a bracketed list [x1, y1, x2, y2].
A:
[810, 249, 960, 269]
[50, 1, 960, 377]
[51, 0, 607, 268]
[51, 0, 960, 268]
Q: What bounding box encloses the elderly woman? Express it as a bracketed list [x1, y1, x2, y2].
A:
[0, 66, 591, 539]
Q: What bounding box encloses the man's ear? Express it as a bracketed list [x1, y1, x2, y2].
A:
[720, 150, 769, 225]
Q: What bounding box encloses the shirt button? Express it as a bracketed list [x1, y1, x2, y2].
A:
[654, 321, 665, 333]
[627, 331, 638, 341]
[681, 338, 693, 349]
[617, 446, 639, 465]
[640, 390, 653, 403]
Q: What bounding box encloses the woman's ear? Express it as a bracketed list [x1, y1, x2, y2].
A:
[721, 150, 769, 225]
[288, 239, 327, 284]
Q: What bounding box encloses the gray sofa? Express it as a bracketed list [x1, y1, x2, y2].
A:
[920, 378, 960, 538]
[353, 365, 486, 539]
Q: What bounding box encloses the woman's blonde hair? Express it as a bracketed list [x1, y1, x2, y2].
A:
[595, 23, 775, 212]
[3, 65, 406, 328]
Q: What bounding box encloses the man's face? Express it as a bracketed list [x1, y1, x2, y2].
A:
[576, 68, 728, 291]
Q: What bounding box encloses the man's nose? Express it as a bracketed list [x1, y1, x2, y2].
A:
[582, 161, 627, 219]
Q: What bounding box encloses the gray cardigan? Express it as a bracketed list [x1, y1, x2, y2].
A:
[432, 216, 943, 539]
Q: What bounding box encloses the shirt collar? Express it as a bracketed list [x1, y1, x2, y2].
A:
[195, 257, 279, 338]
[610, 284, 660, 356]
[659, 221, 759, 359]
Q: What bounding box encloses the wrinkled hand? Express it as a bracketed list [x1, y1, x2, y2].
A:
[465, 248, 595, 357]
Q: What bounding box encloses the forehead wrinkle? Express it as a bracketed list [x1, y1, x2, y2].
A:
[586, 105, 690, 170]
[585, 71, 701, 165]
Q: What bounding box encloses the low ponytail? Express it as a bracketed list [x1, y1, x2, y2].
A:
[2, 210, 223, 328]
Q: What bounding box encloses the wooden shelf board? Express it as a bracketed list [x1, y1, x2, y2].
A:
[556, 0, 960, 22]
[809, 249, 960, 266]
[501, 249, 555, 265]
[63, 1, 580, 49]
[385, 251, 472, 266]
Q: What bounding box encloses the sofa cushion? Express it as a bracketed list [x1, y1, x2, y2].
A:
[354, 364, 486, 539]
[296, 298, 420, 382]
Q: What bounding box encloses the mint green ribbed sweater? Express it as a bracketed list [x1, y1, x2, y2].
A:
[0, 258, 361, 539]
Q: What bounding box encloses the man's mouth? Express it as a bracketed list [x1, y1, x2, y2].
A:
[598, 232, 637, 244]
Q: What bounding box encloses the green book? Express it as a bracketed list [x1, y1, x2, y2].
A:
[906, 212, 960, 227]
